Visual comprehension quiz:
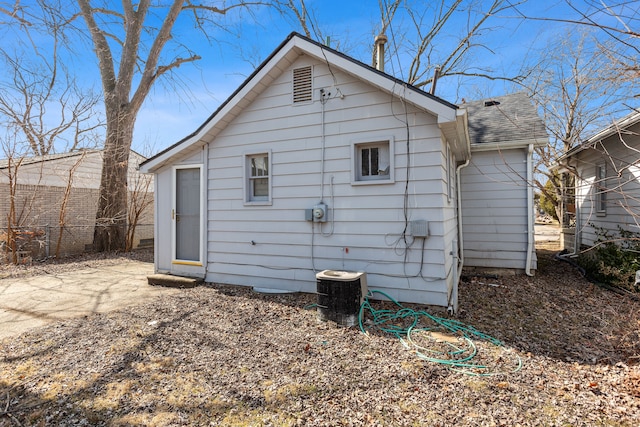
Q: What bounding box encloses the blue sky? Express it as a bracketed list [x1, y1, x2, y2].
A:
[132, 0, 598, 155]
[2, 1, 636, 156]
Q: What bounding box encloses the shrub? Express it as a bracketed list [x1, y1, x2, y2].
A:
[539, 179, 560, 221]
[577, 224, 640, 293]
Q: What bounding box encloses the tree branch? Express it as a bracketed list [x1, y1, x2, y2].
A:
[76, 0, 117, 95]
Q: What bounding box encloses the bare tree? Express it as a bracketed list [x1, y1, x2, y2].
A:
[54, 151, 87, 258]
[284, 0, 526, 93]
[126, 171, 153, 252]
[0, 51, 103, 156]
[281, 0, 315, 39]
[403, 0, 525, 90]
[61, 0, 270, 252]
[0, 16, 103, 262]
[1, 135, 25, 264]
[0, 1, 30, 26]
[513, 0, 639, 95]
[522, 28, 629, 222]
[0, 0, 103, 157]
[515, 0, 639, 228]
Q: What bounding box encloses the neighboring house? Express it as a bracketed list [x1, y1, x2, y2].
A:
[140, 32, 546, 311]
[556, 111, 640, 252]
[0, 149, 153, 258]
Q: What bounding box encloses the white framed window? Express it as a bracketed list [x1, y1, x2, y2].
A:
[351, 137, 394, 184]
[244, 151, 272, 205]
[596, 163, 607, 215]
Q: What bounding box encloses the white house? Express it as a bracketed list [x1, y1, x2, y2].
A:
[140, 33, 546, 311]
[556, 111, 640, 252]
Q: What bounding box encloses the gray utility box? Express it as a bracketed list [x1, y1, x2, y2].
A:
[316, 270, 367, 327]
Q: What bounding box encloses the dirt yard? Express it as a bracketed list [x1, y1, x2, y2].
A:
[1, 243, 639, 426]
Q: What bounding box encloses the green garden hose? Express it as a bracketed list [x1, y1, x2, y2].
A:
[358, 290, 522, 376]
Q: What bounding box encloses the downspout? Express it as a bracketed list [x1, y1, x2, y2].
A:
[571, 177, 581, 256]
[152, 170, 160, 273]
[561, 158, 581, 257]
[452, 158, 471, 313]
[203, 143, 209, 278]
[525, 143, 535, 276]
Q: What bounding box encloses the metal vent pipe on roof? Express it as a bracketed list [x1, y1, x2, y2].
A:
[374, 33, 387, 72]
[430, 65, 441, 95]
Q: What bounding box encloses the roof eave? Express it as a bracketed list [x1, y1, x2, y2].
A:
[439, 109, 470, 160]
[586, 111, 640, 144]
[470, 138, 547, 152]
[140, 34, 300, 173]
[559, 111, 640, 162]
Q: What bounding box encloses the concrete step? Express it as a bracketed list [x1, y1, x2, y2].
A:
[147, 274, 203, 288]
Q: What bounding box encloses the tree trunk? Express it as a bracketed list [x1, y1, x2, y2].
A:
[93, 105, 133, 252]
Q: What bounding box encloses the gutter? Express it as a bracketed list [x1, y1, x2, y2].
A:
[525, 143, 535, 276]
[469, 139, 543, 152]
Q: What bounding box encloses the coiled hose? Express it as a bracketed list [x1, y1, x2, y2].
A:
[358, 290, 522, 376]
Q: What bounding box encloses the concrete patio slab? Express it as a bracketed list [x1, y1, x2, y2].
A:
[534, 223, 560, 242]
[0, 262, 181, 340]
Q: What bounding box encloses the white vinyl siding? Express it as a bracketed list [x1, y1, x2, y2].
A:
[573, 129, 640, 247]
[460, 148, 533, 270]
[205, 57, 453, 306]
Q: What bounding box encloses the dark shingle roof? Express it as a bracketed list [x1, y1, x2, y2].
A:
[462, 92, 548, 145]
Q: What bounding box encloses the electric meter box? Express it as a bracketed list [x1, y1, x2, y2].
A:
[305, 203, 328, 222]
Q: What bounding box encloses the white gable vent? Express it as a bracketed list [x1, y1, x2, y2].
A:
[292, 66, 313, 104]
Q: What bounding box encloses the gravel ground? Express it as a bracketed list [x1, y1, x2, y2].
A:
[1, 244, 639, 426]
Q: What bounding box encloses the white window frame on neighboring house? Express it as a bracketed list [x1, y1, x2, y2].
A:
[351, 137, 394, 185]
[244, 151, 272, 205]
[595, 162, 607, 215]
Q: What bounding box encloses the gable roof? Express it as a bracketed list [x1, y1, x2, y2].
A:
[461, 92, 548, 150]
[559, 110, 640, 161]
[0, 149, 101, 170]
[0, 149, 147, 170]
[140, 32, 465, 173]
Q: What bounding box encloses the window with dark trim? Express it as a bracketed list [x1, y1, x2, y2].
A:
[353, 140, 393, 183]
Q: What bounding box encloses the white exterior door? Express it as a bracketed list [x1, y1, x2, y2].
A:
[173, 166, 202, 264]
